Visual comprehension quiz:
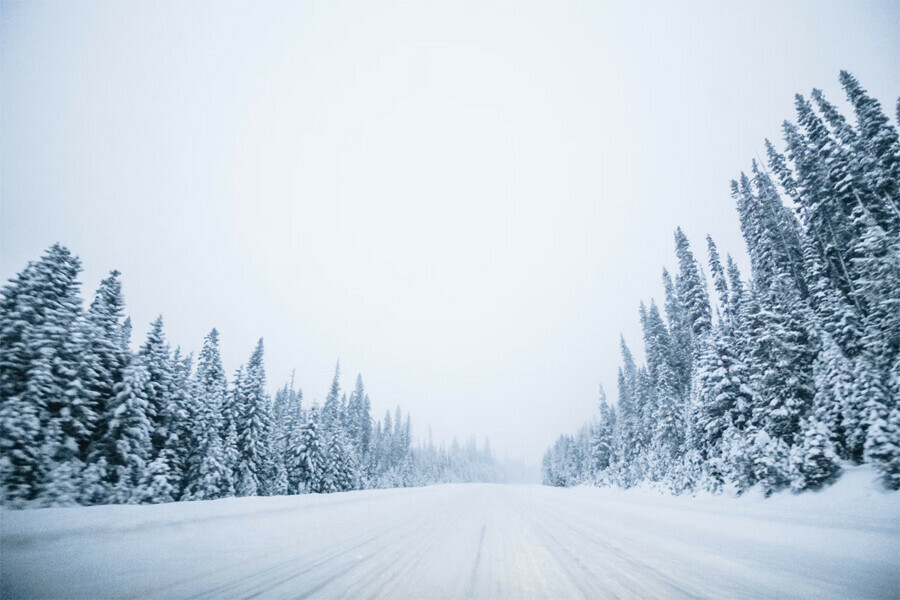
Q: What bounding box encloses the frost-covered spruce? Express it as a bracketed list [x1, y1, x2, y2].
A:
[183, 329, 234, 500]
[865, 405, 900, 490]
[164, 348, 194, 497]
[811, 333, 856, 459]
[838, 70, 900, 215]
[235, 339, 274, 497]
[322, 432, 356, 493]
[138, 317, 173, 460]
[136, 456, 176, 504]
[105, 364, 153, 504]
[589, 387, 615, 475]
[0, 244, 85, 504]
[790, 419, 842, 492]
[346, 374, 372, 461]
[82, 270, 131, 458]
[289, 406, 328, 494]
[320, 362, 343, 438]
[673, 228, 712, 340]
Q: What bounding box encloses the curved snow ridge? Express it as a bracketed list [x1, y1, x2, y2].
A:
[564, 465, 899, 533]
[1, 480, 897, 599]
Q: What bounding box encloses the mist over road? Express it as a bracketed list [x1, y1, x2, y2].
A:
[2, 479, 897, 599]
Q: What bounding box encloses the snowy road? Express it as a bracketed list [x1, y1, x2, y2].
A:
[2, 475, 898, 599]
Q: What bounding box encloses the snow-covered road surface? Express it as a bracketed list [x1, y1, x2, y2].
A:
[2, 472, 898, 599]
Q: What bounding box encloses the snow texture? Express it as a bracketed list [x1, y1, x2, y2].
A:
[1, 467, 896, 599]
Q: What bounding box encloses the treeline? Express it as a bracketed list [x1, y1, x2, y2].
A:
[544, 71, 900, 494]
[0, 254, 503, 507]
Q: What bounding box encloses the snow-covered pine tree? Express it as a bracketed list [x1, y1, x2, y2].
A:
[289, 406, 328, 493]
[269, 376, 301, 496]
[183, 329, 233, 500]
[235, 339, 274, 497]
[673, 228, 712, 341]
[725, 255, 745, 326]
[661, 269, 693, 395]
[612, 338, 642, 487]
[640, 300, 670, 387]
[321, 362, 342, 437]
[0, 244, 86, 505]
[105, 364, 153, 503]
[865, 405, 900, 490]
[647, 360, 681, 480]
[811, 332, 856, 460]
[322, 431, 356, 492]
[346, 374, 372, 462]
[747, 283, 818, 448]
[781, 121, 860, 306]
[165, 348, 194, 497]
[790, 418, 842, 492]
[136, 455, 176, 504]
[838, 70, 900, 222]
[590, 387, 615, 479]
[82, 270, 132, 463]
[706, 236, 730, 321]
[137, 317, 173, 465]
[848, 211, 900, 377]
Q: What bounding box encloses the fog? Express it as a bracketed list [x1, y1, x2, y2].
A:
[2, 0, 897, 464]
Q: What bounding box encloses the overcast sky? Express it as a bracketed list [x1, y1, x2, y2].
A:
[2, 0, 898, 465]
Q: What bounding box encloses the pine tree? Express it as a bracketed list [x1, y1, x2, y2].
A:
[712, 324, 755, 435]
[165, 349, 194, 497]
[733, 167, 805, 297]
[346, 374, 371, 460]
[725, 255, 744, 326]
[640, 300, 670, 385]
[750, 429, 792, 497]
[78, 457, 109, 505]
[673, 228, 712, 340]
[38, 460, 82, 507]
[183, 329, 233, 500]
[322, 432, 356, 492]
[235, 339, 274, 496]
[706, 236, 729, 320]
[811, 333, 856, 459]
[105, 364, 153, 503]
[612, 338, 641, 486]
[138, 317, 173, 460]
[650, 358, 685, 485]
[790, 419, 842, 492]
[849, 212, 900, 374]
[589, 387, 614, 476]
[136, 455, 176, 504]
[781, 121, 860, 306]
[0, 245, 86, 504]
[865, 405, 900, 490]
[748, 284, 818, 447]
[661, 269, 692, 394]
[838, 70, 900, 223]
[289, 406, 328, 493]
[321, 361, 342, 437]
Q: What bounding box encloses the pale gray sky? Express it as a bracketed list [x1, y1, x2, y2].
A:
[2, 0, 898, 465]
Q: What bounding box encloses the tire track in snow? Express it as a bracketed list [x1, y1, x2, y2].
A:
[2, 483, 896, 599]
[464, 524, 487, 598]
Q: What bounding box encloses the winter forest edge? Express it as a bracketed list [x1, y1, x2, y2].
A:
[543, 71, 900, 496]
[0, 282, 509, 508]
[1, 70, 899, 509]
